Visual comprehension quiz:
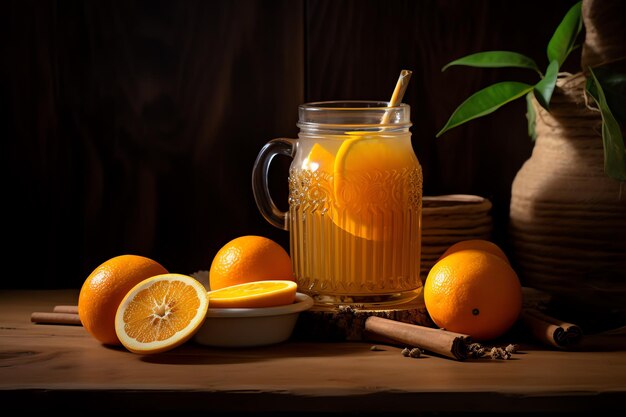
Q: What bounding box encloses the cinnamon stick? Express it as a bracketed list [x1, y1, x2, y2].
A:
[364, 316, 470, 360]
[53, 305, 79, 314]
[31, 312, 82, 326]
[521, 308, 583, 348]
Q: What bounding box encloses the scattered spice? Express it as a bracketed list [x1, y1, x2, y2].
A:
[465, 341, 520, 360]
[400, 347, 422, 358]
[505, 343, 520, 354]
[467, 342, 486, 358]
[490, 346, 512, 360]
[370, 345, 384, 351]
[409, 348, 422, 358]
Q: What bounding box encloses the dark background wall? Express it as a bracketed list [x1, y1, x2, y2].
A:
[2, 0, 579, 289]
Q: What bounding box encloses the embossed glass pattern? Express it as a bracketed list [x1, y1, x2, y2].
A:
[252, 102, 422, 306]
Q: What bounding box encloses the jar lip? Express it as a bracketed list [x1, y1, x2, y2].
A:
[299, 101, 409, 111]
[298, 101, 411, 130]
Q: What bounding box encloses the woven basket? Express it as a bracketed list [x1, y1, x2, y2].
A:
[420, 194, 493, 279]
[509, 74, 626, 316]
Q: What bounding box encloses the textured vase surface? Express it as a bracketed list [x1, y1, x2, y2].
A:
[509, 73, 626, 316]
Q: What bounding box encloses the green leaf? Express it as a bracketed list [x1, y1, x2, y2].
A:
[586, 66, 626, 126]
[547, 1, 582, 66]
[442, 51, 540, 74]
[587, 68, 626, 181]
[526, 92, 537, 141]
[437, 82, 534, 137]
[533, 60, 559, 110]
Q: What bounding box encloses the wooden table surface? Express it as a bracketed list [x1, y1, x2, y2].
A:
[1, 290, 626, 415]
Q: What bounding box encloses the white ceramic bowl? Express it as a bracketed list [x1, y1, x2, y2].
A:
[193, 292, 314, 347]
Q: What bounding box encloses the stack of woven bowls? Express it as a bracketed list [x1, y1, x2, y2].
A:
[420, 195, 493, 279]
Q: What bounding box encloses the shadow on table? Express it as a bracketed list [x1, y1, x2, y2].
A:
[565, 327, 626, 352]
[512, 325, 626, 352]
[140, 340, 370, 365]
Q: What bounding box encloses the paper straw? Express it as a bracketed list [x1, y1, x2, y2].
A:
[381, 69, 412, 124]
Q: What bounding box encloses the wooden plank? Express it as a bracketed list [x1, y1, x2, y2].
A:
[1, 290, 625, 413]
[304, 0, 580, 249]
[3, 0, 304, 289]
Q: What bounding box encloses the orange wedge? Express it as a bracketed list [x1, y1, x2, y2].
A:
[302, 143, 334, 172]
[208, 280, 297, 308]
[115, 274, 209, 354]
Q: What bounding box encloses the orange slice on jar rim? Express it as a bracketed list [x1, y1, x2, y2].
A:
[115, 274, 209, 354]
[208, 280, 297, 309]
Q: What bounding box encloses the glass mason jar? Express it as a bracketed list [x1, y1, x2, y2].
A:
[252, 101, 422, 307]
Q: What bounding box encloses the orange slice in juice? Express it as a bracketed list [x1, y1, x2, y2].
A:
[208, 280, 297, 308]
[332, 134, 417, 240]
[298, 135, 417, 240]
[302, 143, 334, 172]
[115, 274, 209, 354]
[334, 134, 416, 202]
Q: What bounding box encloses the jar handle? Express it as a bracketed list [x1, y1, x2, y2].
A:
[251, 138, 296, 230]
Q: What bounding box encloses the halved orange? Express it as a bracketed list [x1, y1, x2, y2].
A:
[208, 280, 297, 308]
[115, 274, 209, 354]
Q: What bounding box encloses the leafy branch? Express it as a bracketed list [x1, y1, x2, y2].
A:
[436, 1, 626, 181]
[587, 68, 626, 181]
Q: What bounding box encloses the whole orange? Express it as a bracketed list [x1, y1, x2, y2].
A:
[424, 250, 522, 341]
[439, 239, 509, 263]
[209, 236, 294, 290]
[78, 255, 168, 345]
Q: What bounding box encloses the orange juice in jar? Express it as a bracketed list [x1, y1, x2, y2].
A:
[253, 101, 422, 307]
